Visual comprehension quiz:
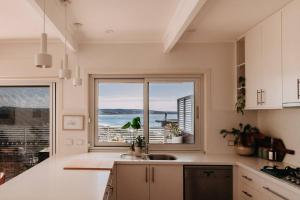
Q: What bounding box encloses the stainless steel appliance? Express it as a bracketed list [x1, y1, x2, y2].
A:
[184, 165, 233, 200]
[261, 166, 300, 186]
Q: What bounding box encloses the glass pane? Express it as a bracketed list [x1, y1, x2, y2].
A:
[0, 86, 50, 181]
[149, 82, 194, 144]
[97, 82, 143, 145]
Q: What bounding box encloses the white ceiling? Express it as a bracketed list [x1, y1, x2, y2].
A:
[69, 0, 180, 43]
[0, 0, 294, 44]
[180, 0, 292, 42]
[0, 0, 58, 39]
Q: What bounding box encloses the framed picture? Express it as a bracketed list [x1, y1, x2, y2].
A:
[63, 115, 84, 130]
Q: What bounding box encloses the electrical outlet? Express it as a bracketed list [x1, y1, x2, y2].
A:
[227, 141, 235, 146]
[75, 139, 84, 145]
[65, 139, 73, 146]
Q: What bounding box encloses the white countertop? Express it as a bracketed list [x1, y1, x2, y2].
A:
[0, 152, 299, 200]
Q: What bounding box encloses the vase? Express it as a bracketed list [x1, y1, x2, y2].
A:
[134, 147, 142, 157]
[172, 136, 183, 144]
[235, 145, 255, 156]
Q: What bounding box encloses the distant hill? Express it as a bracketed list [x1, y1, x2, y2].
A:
[99, 109, 177, 115]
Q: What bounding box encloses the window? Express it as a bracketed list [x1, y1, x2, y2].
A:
[148, 82, 195, 144]
[0, 85, 56, 180]
[90, 75, 202, 150]
[95, 80, 144, 146]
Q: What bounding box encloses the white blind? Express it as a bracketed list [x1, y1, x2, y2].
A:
[177, 95, 194, 134]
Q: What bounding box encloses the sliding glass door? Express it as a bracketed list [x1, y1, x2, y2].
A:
[0, 84, 56, 181]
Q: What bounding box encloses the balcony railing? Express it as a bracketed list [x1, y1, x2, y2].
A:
[98, 126, 168, 144]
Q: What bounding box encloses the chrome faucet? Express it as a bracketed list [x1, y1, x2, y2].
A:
[144, 142, 149, 154]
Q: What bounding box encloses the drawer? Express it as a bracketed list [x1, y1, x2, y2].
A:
[239, 167, 263, 190]
[260, 180, 298, 200]
[239, 182, 261, 200]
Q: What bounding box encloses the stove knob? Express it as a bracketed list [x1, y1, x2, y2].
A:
[296, 179, 300, 185]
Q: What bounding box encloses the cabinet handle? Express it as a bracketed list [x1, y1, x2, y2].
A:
[257, 90, 261, 105]
[151, 167, 155, 183]
[106, 185, 113, 200]
[262, 186, 289, 200]
[297, 79, 300, 99]
[242, 190, 253, 198]
[145, 167, 148, 183]
[242, 175, 253, 181]
[260, 89, 265, 104]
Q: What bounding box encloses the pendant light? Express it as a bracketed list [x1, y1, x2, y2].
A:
[72, 23, 82, 87]
[58, 0, 71, 79]
[35, 0, 52, 68]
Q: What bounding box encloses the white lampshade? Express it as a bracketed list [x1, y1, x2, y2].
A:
[72, 64, 82, 86]
[35, 33, 52, 68]
[72, 78, 82, 86]
[58, 55, 71, 79]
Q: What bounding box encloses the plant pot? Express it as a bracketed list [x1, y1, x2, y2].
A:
[235, 145, 255, 156]
[134, 147, 142, 157]
[172, 136, 183, 144]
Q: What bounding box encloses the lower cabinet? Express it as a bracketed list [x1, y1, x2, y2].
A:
[237, 166, 298, 200]
[116, 164, 183, 200]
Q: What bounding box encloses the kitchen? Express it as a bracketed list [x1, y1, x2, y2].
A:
[0, 0, 300, 200]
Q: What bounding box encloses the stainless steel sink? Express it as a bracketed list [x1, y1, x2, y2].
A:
[145, 154, 177, 160]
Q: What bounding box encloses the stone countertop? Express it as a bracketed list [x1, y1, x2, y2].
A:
[0, 151, 299, 200]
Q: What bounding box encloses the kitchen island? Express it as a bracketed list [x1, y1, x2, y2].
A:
[0, 152, 299, 200]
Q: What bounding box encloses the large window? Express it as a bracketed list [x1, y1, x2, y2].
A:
[0, 84, 55, 181]
[96, 80, 144, 146]
[90, 76, 202, 150]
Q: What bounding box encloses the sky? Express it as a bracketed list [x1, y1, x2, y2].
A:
[99, 82, 194, 111]
[0, 87, 49, 108]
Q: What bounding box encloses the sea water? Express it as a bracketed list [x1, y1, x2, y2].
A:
[98, 113, 177, 128]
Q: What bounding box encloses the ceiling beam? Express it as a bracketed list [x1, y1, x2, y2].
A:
[163, 0, 207, 53]
[26, 0, 78, 51]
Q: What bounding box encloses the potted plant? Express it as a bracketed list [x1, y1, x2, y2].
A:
[134, 136, 146, 156]
[165, 123, 183, 144]
[220, 123, 262, 156]
[122, 117, 142, 154]
[236, 76, 245, 115]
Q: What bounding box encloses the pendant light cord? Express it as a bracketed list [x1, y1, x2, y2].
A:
[64, 2, 67, 54]
[43, 0, 46, 33]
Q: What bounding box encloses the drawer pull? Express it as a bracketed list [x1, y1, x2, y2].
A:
[145, 167, 148, 183]
[297, 79, 300, 99]
[242, 190, 253, 198]
[262, 186, 289, 200]
[242, 175, 253, 181]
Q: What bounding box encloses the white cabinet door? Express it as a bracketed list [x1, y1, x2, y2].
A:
[245, 24, 262, 109]
[282, 0, 300, 106]
[149, 165, 183, 200]
[245, 10, 282, 109]
[261, 11, 282, 109]
[116, 164, 149, 200]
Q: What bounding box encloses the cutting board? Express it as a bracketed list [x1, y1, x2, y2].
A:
[63, 159, 114, 171]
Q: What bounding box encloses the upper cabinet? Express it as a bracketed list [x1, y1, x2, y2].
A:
[245, 11, 282, 109]
[282, 0, 300, 107]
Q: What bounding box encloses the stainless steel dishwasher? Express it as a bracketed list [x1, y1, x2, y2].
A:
[184, 165, 233, 200]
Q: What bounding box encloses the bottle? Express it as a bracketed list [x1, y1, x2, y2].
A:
[268, 138, 277, 161]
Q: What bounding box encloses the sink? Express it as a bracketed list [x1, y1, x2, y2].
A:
[145, 154, 177, 160]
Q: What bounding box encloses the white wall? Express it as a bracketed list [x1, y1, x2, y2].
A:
[0, 41, 257, 155]
[258, 109, 300, 166]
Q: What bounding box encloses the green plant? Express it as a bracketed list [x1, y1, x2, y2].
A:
[220, 123, 261, 147]
[122, 116, 141, 130]
[236, 76, 246, 115]
[165, 123, 182, 137]
[122, 117, 141, 150]
[135, 135, 146, 148]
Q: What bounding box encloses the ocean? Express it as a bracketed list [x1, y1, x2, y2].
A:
[99, 113, 178, 128]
